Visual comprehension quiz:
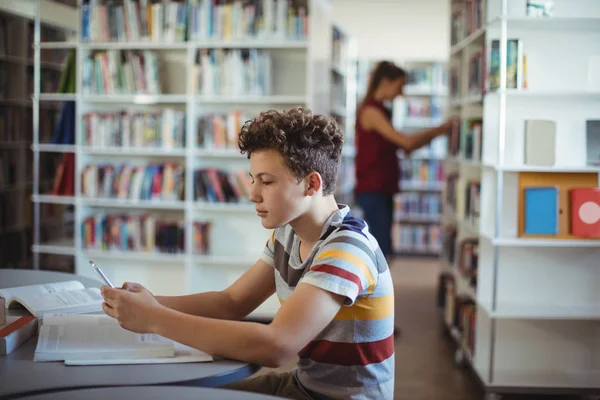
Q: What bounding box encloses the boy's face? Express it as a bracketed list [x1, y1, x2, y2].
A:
[248, 149, 308, 229]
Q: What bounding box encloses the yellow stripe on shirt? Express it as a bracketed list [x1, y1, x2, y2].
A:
[279, 293, 393, 321]
[314, 249, 375, 294]
[334, 293, 394, 321]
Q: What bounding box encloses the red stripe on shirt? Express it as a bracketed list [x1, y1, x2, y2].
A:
[310, 264, 363, 293]
[298, 334, 394, 366]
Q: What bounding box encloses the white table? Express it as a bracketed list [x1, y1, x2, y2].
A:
[0, 269, 260, 400]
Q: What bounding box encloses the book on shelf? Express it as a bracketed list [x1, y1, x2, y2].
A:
[83, 109, 186, 149]
[188, 0, 308, 41]
[197, 111, 248, 149]
[523, 186, 559, 235]
[586, 120, 600, 166]
[83, 213, 185, 254]
[462, 118, 482, 161]
[192, 49, 272, 96]
[82, 50, 161, 95]
[34, 314, 211, 364]
[193, 221, 212, 255]
[391, 224, 442, 254]
[524, 119, 556, 166]
[81, 0, 188, 43]
[489, 39, 523, 91]
[0, 281, 103, 318]
[526, 0, 554, 17]
[81, 162, 185, 201]
[394, 192, 442, 221]
[194, 168, 252, 203]
[0, 315, 38, 355]
[570, 188, 600, 238]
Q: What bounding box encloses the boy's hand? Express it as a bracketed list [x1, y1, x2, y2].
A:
[121, 281, 153, 295]
[101, 284, 164, 334]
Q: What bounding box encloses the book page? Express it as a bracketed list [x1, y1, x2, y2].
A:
[15, 288, 103, 316]
[64, 342, 213, 365]
[35, 317, 174, 362]
[0, 281, 85, 307]
[42, 313, 117, 326]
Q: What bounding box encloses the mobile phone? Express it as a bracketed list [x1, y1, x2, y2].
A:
[89, 260, 115, 288]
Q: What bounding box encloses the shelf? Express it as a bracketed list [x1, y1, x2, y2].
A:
[37, 93, 76, 102]
[82, 147, 186, 157]
[81, 198, 185, 210]
[504, 17, 600, 32]
[83, 249, 186, 262]
[493, 165, 600, 173]
[81, 94, 188, 104]
[194, 254, 253, 266]
[480, 303, 600, 320]
[491, 237, 600, 247]
[39, 41, 77, 49]
[196, 202, 255, 213]
[194, 148, 245, 158]
[484, 370, 600, 393]
[33, 144, 76, 153]
[32, 194, 76, 205]
[82, 42, 188, 50]
[32, 238, 75, 256]
[489, 89, 600, 98]
[195, 95, 307, 104]
[193, 40, 308, 49]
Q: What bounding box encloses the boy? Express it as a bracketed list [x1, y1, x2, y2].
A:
[100, 108, 395, 399]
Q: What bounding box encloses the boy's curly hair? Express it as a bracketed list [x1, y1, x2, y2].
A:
[238, 107, 344, 196]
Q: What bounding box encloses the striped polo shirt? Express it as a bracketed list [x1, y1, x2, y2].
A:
[261, 205, 395, 400]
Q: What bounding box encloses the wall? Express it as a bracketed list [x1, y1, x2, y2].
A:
[331, 0, 450, 62]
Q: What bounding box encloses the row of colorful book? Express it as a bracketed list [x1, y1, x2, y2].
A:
[194, 168, 252, 203]
[192, 49, 272, 96]
[81, 163, 185, 201]
[391, 223, 442, 254]
[82, 212, 185, 254]
[82, 50, 161, 95]
[81, 0, 309, 43]
[393, 192, 442, 221]
[399, 158, 444, 186]
[82, 109, 186, 149]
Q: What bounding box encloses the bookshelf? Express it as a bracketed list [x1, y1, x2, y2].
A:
[393, 61, 448, 256]
[330, 23, 358, 208]
[31, 0, 346, 320]
[0, 1, 76, 272]
[440, 0, 600, 398]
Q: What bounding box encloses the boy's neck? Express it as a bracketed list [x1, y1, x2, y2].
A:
[290, 195, 340, 247]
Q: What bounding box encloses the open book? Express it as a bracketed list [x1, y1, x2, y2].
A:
[0, 280, 103, 317]
[35, 314, 213, 365]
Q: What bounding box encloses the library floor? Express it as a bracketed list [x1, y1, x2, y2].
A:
[257, 258, 590, 400]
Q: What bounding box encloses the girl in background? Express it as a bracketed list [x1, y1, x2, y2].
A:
[355, 60, 453, 260]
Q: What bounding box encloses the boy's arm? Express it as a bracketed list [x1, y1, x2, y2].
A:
[155, 259, 276, 320]
[151, 282, 345, 368]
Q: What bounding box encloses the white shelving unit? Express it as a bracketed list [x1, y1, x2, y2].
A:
[31, 0, 340, 320]
[442, 0, 600, 398]
[329, 23, 357, 207]
[0, 0, 77, 270]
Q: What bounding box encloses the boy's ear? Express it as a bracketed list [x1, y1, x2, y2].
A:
[305, 172, 322, 196]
